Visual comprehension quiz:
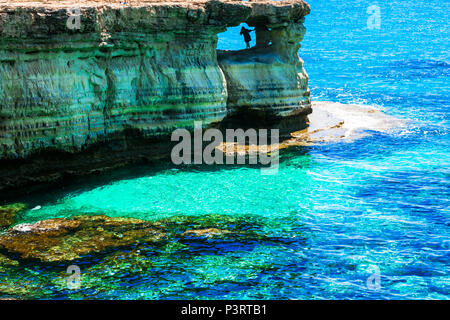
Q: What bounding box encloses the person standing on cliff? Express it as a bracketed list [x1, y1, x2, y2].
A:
[240, 26, 255, 48]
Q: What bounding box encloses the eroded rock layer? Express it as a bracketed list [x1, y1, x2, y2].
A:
[0, 1, 310, 196]
[218, 22, 310, 131]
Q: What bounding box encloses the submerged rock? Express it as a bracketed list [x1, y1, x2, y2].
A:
[0, 274, 53, 300]
[0, 253, 19, 268]
[0, 213, 306, 298]
[0, 213, 291, 267]
[0, 258, 18, 277]
[0, 203, 26, 229]
[160, 214, 281, 243]
[0, 215, 166, 263]
[182, 228, 233, 239]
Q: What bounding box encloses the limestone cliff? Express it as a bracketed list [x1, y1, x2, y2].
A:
[0, 0, 310, 197]
[218, 21, 310, 130]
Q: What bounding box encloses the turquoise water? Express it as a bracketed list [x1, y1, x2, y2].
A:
[2, 0, 449, 299]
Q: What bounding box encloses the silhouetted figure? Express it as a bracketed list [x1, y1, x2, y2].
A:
[240, 27, 255, 48]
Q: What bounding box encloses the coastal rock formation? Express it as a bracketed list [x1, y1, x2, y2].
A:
[0, 0, 311, 196]
[218, 22, 310, 131]
[0, 215, 166, 262]
[0, 213, 273, 264]
[182, 227, 233, 238]
[0, 203, 26, 229]
[0, 253, 18, 268]
[0, 212, 305, 299]
[217, 101, 407, 155]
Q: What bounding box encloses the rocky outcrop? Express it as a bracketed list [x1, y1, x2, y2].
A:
[217, 101, 407, 155]
[182, 227, 232, 238]
[0, 203, 26, 229]
[0, 1, 310, 196]
[0, 212, 302, 299]
[218, 22, 310, 130]
[0, 213, 271, 263]
[0, 215, 166, 262]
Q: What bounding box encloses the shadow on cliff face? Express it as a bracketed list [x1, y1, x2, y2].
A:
[0, 114, 311, 203]
[1, 140, 311, 206]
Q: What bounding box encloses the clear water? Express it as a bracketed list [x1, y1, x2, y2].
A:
[1, 0, 449, 299]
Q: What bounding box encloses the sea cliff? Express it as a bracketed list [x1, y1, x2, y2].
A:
[0, 0, 311, 196]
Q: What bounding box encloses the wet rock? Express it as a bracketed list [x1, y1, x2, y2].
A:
[159, 214, 253, 231]
[0, 203, 26, 229]
[0, 277, 52, 299]
[217, 101, 406, 156]
[161, 214, 274, 243]
[0, 215, 166, 263]
[0, 213, 285, 266]
[182, 228, 233, 239]
[0, 253, 19, 271]
[11, 218, 80, 234]
[86, 249, 155, 277]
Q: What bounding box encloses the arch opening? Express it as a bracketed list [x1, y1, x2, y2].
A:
[217, 23, 257, 51]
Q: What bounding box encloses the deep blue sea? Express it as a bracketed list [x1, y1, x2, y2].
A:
[1, 0, 449, 299]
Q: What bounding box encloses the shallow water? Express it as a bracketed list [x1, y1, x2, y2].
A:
[1, 0, 449, 299]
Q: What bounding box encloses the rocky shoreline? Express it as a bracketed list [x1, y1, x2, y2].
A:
[0, 202, 278, 265]
[0, 203, 291, 299]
